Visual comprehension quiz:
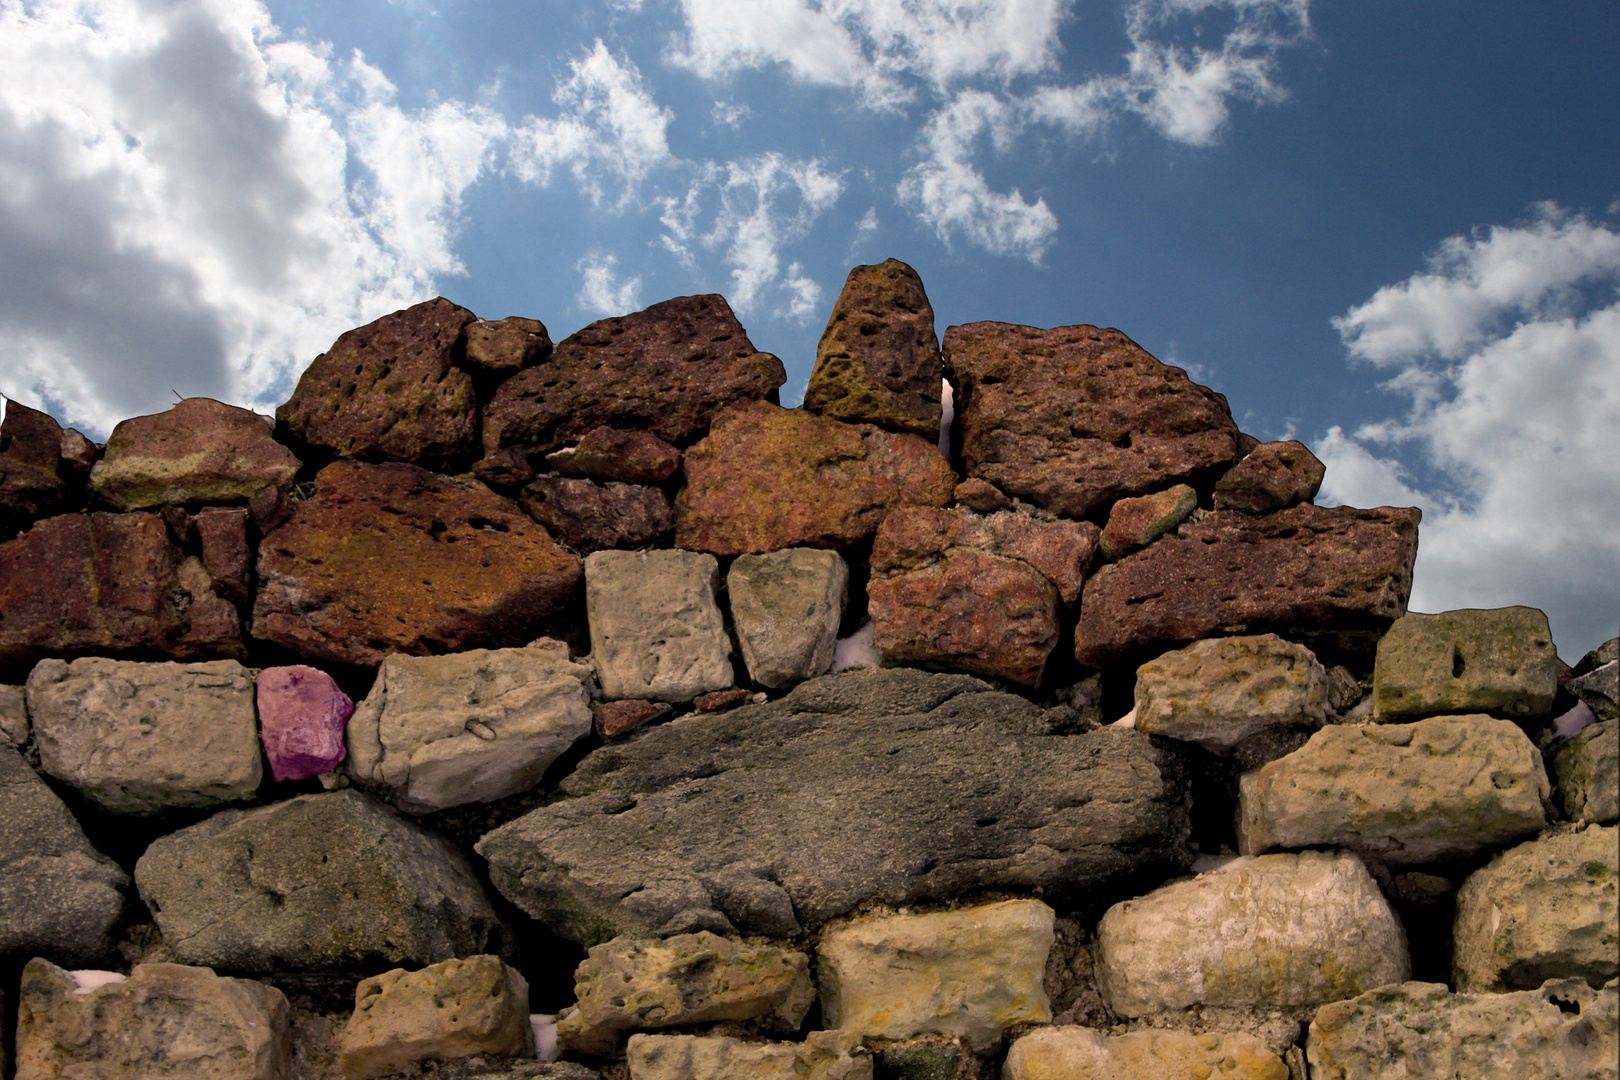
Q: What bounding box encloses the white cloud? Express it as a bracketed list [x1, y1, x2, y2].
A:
[1316, 205, 1620, 658]
[575, 252, 643, 316]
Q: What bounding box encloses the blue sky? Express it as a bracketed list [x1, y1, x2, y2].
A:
[1, 0, 1617, 658]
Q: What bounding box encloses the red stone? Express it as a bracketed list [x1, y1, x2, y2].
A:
[1213, 439, 1326, 514]
[1098, 484, 1198, 561]
[694, 688, 751, 712]
[88, 398, 300, 511]
[954, 478, 1010, 513]
[0, 402, 76, 537]
[518, 476, 670, 555]
[545, 427, 681, 485]
[872, 506, 1097, 604]
[594, 699, 670, 738]
[195, 508, 252, 608]
[463, 316, 551, 380]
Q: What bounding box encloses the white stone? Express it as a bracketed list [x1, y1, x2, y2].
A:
[1134, 634, 1328, 753]
[586, 549, 735, 702]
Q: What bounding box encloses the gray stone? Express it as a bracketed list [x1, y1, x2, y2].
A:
[1372, 607, 1560, 722]
[1133, 634, 1328, 754]
[135, 789, 510, 972]
[1453, 825, 1618, 991]
[1554, 719, 1618, 823]
[1569, 660, 1618, 723]
[476, 669, 1191, 945]
[26, 656, 261, 813]
[586, 549, 734, 702]
[0, 682, 25, 746]
[347, 645, 593, 815]
[727, 548, 849, 688]
[0, 741, 127, 963]
[1306, 978, 1619, 1080]
[1094, 851, 1409, 1017]
[1238, 715, 1549, 864]
[874, 1044, 969, 1080]
[627, 1031, 872, 1080]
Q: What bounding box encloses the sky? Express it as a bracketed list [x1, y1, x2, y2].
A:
[0, 0, 1616, 659]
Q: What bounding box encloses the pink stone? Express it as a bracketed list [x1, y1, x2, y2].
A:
[257, 666, 354, 782]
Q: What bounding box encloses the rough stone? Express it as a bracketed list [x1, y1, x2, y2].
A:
[483, 294, 786, 455]
[1075, 505, 1421, 669]
[14, 958, 292, 1080]
[1554, 719, 1618, 823]
[942, 322, 1240, 518]
[346, 645, 592, 814]
[1213, 440, 1325, 514]
[727, 548, 849, 688]
[1306, 978, 1619, 1080]
[196, 506, 253, 607]
[595, 699, 671, 739]
[817, 899, 1054, 1051]
[88, 397, 300, 511]
[1098, 484, 1197, 561]
[0, 681, 25, 746]
[1372, 607, 1560, 722]
[258, 665, 354, 783]
[874, 1043, 968, 1080]
[0, 741, 128, 963]
[0, 510, 246, 671]
[694, 688, 750, 712]
[586, 549, 733, 702]
[1094, 851, 1409, 1016]
[1238, 714, 1550, 864]
[340, 955, 533, 1080]
[0, 400, 76, 537]
[1004, 1027, 1289, 1080]
[574, 932, 813, 1033]
[1569, 660, 1619, 723]
[802, 258, 942, 438]
[1452, 825, 1618, 991]
[476, 669, 1190, 945]
[953, 477, 1009, 513]
[253, 461, 582, 668]
[464, 316, 552, 380]
[871, 506, 1097, 606]
[27, 656, 261, 813]
[1133, 634, 1328, 754]
[626, 1031, 871, 1080]
[546, 426, 682, 485]
[518, 476, 671, 555]
[675, 401, 956, 555]
[135, 789, 510, 972]
[277, 296, 480, 470]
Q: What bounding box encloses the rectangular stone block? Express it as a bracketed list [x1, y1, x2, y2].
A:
[1372, 607, 1559, 722]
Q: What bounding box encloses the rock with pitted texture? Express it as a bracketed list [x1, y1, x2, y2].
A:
[586, 549, 734, 702]
[463, 316, 552, 380]
[1075, 504, 1421, 669]
[627, 1031, 871, 1080]
[942, 322, 1240, 519]
[727, 548, 849, 688]
[88, 398, 299, 510]
[518, 475, 671, 555]
[1555, 720, 1618, 823]
[1213, 440, 1325, 514]
[546, 426, 682, 485]
[340, 955, 533, 1080]
[1004, 1027, 1289, 1080]
[1097, 484, 1196, 561]
[871, 506, 1097, 606]
[1372, 607, 1560, 722]
[675, 402, 955, 555]
[258, 665, 354, 782]
[803, 259, 942, 438]
[0, 401, 78, 537]
[1133, 634, 1328, 754]
[483, 294, 785, 456]
[277, 297, 480, 470]
[252, 461, 582, 668]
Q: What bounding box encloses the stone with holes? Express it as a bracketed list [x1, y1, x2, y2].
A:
[1372, 607, 1560, 722]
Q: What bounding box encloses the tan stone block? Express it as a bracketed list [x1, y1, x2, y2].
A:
[575, 931, 814, 1032]
[1004, 1026, 1289, 1080]
[627, 1030, 871, 1080]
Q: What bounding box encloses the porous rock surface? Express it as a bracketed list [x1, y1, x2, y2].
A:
[626, 1031, 871, 1080]
[88, 397, 300, 511]
[1097, 483, 1196, 562]
[1372, 606, 1559, 722]
[1133, 634, 1328, 753]
[585, 549, 733, 702]
[1554, 719, 1618, 823]
[0, 401, 78, 536]
[463, 316, 552, 380]
[477, 669, 1190, 945]
[1004, 1026, 1289, 1080]
[1212, 439, 1325, 514]
[726, 548, 849, 688]
[518, 475, 670, 555]
[545, 426, 681, 485]
[340, 955, 533, 1080]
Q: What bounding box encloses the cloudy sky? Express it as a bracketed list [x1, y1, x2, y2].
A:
[1, 0, 1616, 658]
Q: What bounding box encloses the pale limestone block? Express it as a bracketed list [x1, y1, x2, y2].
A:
[575, 931, 813, 1032]
[586, 549, 734, 702]
[1554, 719, 1618, 824]
[1372, 606, 1558, 722]
[1004, 1026, 1289, 1080]
[627, 1030, 871, 1080]
[1134, 633, 1327, 753]
[339, 955, 532, 1080]
[727, 548, 849, 688]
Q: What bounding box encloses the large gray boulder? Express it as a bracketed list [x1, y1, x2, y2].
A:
[477, 669, 1191, 945]
[1133, 634, 1328, 753]
[1372, 607, 1559, 722]
[135, 789, 510, 972]
[727, 548, 849, 688]
[26, 657, 261, 813]
[1554, 719, 1618, 823]
[585, 549, 734, 702]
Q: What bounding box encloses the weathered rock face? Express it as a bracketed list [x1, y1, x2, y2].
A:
[463, 316, 552, 380]
[1238, 715, 1549, 864]
[0, 401, 78, 537]
[519, 476, 671, 555]
[727, 548, 849, 688]
[27, 656, 262, 813]
[476, 669, 1190, 945]
[483, 294, 786, 456]
[1097, 484, 1197, 562]
[1569, 659, 1619, 723]
[340, 955, 533, 1080]
[88, 397, 300, 511]
[15, 958, 292, 1080]
[871, 506, 1097, 606]
[197, 506, 253, 607]
[1554, 720, 1618, 823]
[1133, 634, 1328, 754]
[1076, 505, 1421, 669]
[802, 258, 942, 438]
[135, 789, 510, 972]
[626, 1031, 871, 1080]
[817, 899, 1054, 1051]
[346, 646, 593, 814]
[0, 681, 27, 746]
[0, 511, 246, 671]
[1306, 979, 1619, 1080]
[0, 741, 128, 963]
[1452, 825, 1618, 992]
[253, 461, 582, 668]
[1094, 852, 1409, 1016]
[545, 426, 682, 485]
[942, 322, 1240, 519]
[586, 549, 734, 702]
[675, 402, 955, 555]
[1212, 440, 1325, 514]
[1004, 1027, 1289, 1080]
[1372, 607, 1560, 722]
[257, 665, 354, 782]
[277, 296, 480, 470]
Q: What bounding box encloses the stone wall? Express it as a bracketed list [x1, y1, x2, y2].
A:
[0, 258, 1615, 1080]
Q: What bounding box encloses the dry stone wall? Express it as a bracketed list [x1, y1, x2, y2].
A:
[0, 259, 1614, 1080]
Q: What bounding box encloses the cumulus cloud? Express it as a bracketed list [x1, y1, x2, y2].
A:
[1316, 205, 1620, 658]
[576, 252, 643, 316]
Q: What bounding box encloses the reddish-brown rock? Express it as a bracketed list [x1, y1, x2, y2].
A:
[195, 507, 252, 608]
[0, 402, 77, 537]
[1098, 484, 1198, 561]
[594, 699, 670, 739]
[1214, 439, 1326, 514]
[674, 402, 956, 555]
[872, 506, 1098, 605]
[276, 297, 480, 470]
[545, 426, 681, 485]
[1075, 504, 1422, 669]
[89, 398, 300, 511]
[518, 476, 670, 555]
[802, 258, 942, 437]
[942, 322, 1240, 519]
[253, 461, 582, 667]
[463, 316, 551, 380]
[954, 477, 1010, 513]
[482, 294, 786, 456]
[694, 688, 751, 712]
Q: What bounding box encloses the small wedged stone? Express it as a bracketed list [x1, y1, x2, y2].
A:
[464, 316, 552, 380]
[258, 665, 354, 783]
[518, 475, 671, 555]
[1213, 439, 1325, 514]
[0, 401, 78, 537]
[88, 397, 300, 510]
[953, 477, 1009, 513]
[1238, 714, 1550, 864]
[1004, 1026, 1289, 1080]
[1133, 634, 1328, 753]
[595, 699, 670, 738]
[626, 1031, 871, 1080]
[1569, 660, 1619, 723]
[574, 932, 813, 1033]
[196, 506, 253, 607]
[1098, 484, 1197, 561]
[586, 549, 734, 702]
[1372, 607, 1560, 722]
[727, 548, 849, 689]
[0, 682, 26, 746]
[545, 426, 681, 485]
[1554, 719, 1618, 823]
